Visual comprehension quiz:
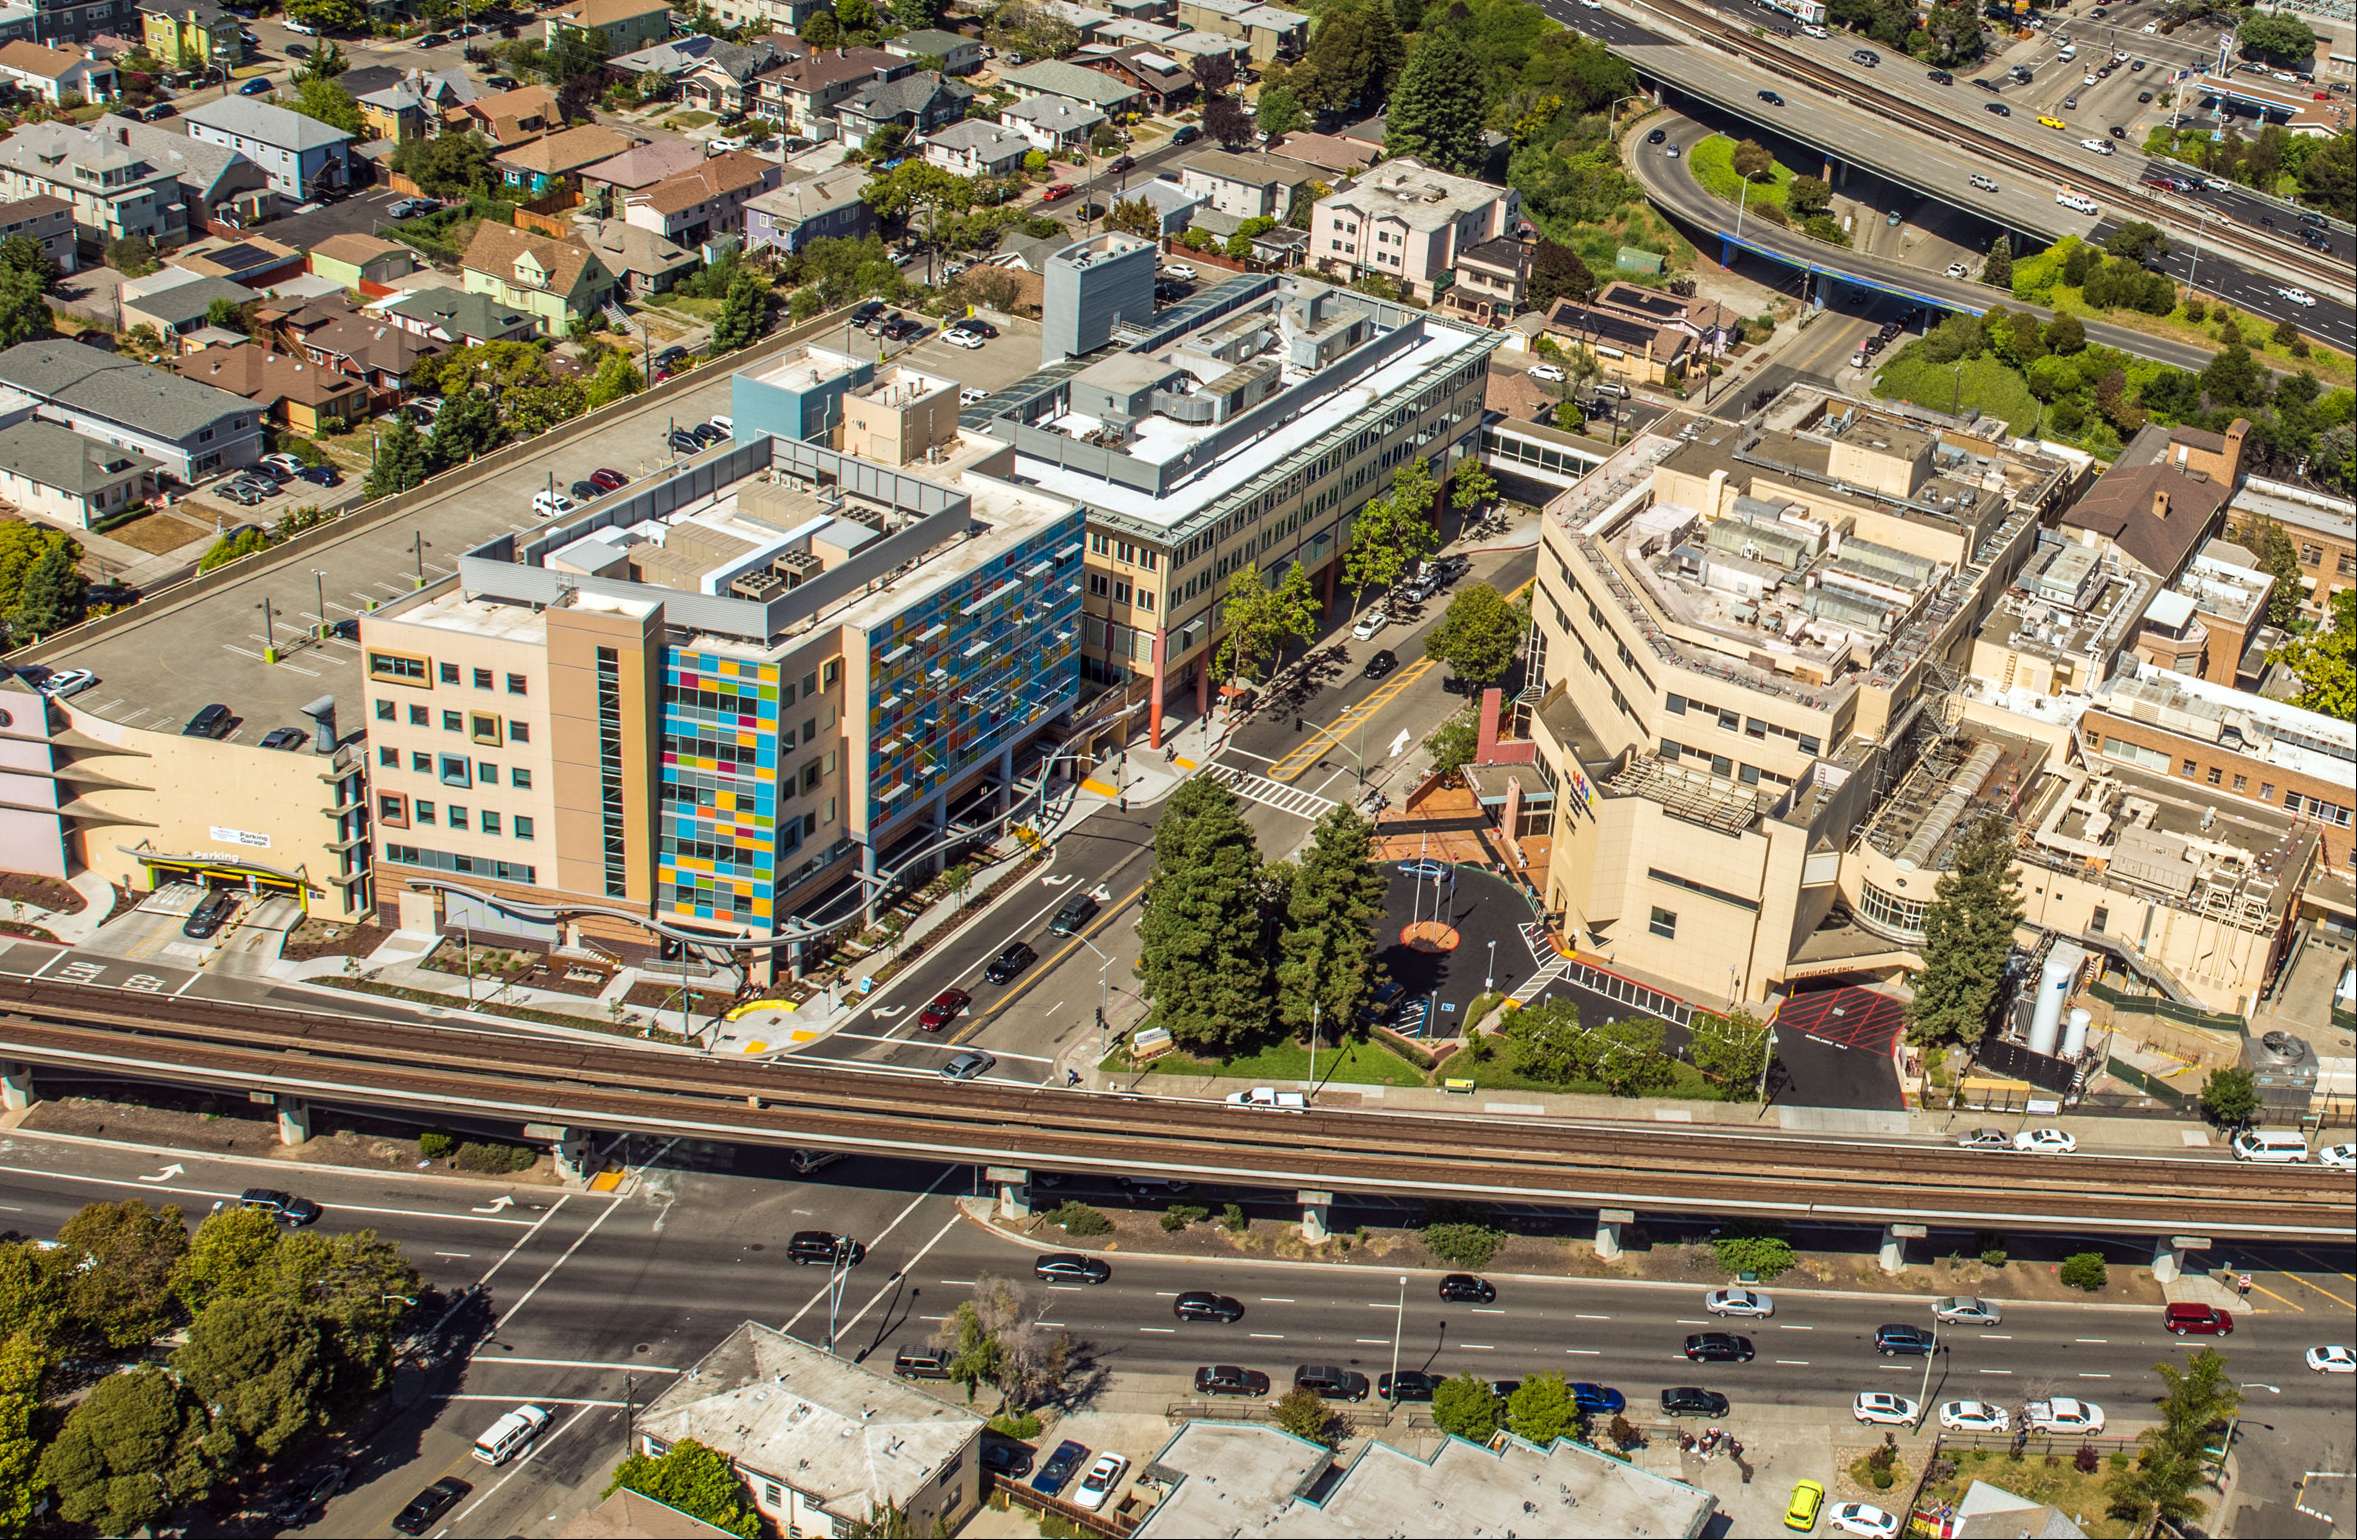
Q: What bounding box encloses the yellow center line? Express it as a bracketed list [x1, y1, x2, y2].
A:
[2276, 1271, 2357, 1311]
[2240, 1277, 2307, 1313]
[1270, 656, 1438, 784]
[958, 878, 1150, 1039]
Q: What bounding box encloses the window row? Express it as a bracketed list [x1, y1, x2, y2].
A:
[377, 747, 533, 789]
[375, 698, 531, 744]
[376, 793, 534, 841]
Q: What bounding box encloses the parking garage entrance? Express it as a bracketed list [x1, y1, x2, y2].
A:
[135, 851, 314, 910]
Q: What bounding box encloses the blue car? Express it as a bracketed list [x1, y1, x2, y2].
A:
[1397, 858, 1453, 883]
[1571, 1382, 1626, 1417]
[1033, 1440, 1087, 1498]
[236, 76, 272, 95]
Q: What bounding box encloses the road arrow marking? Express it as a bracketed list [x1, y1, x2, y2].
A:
[138, 1163, 185, 1183]
[472, 1195, 517, 1214]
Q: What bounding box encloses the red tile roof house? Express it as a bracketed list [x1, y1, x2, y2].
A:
[622, 149, 781, 246]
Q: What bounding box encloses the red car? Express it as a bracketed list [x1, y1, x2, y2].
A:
[917, 987, 971, 1032]
[2163, 1303, 2234, 1336]
[589, 468, 629, 492]
[1040, 183, 1077, 203]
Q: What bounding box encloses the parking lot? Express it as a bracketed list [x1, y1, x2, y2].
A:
[250, 187, 409, 254]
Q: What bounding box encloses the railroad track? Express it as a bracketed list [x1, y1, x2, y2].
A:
[3, 980, 2346, 1237]
[1637, 0, 2352, 298]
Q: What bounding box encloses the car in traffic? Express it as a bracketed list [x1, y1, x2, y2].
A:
[1986, 101, 2011, 115]
[1171, 124, 1200, 143]
[471, 1404, 551, 1465]
[1873, 1324, 1935, 1357]
[1705, 1287, 1774, 1319]
[1174, 1291, 1245, 1323]
[1852, 1391, 1919, 1426]
[1380, 1369, 1440, 1402]
[1684, 1332, 1753, 1363]
[940, 1049, 996, 1081]
[2279, 286, 2318, 307]
[1033, 1440, 1088, 1497]
[984, 940, 1037, 984]
[1294, 1364, 1370, 1401]
[392, 1478, 472, 1535]
[1073, 1452, 1129, 1512]
[1646, 127, 1666, 144]
[1660, 1385, 1730, 1418]
[1757, 89, 1783, 105]
[1363, 647, 1398, 680]
[1048, 892, 1098, 936]
[1226, 1086, 1307, 1112]
[2307, 1345, 2355, 1374]
[1105, 154, 1135, 174]
[2013, 1127, 2077, 1154]
[1932, 1296, 2001, 1326]
[917, 987, 971, 1031]
[1938, 1399, 2010, 1432]
[1034, 1253, 1111, 1285]
[1569, 1381, 1625, 1417]
[236, 75, 273, 94]
[2320, 1143, 2356, 1172]
[1040, 182, 1077, 202]
[786, 1230, 865, 1266]
[1829, 1502, 1903, 1540]
[1439, 1273, 1497, 1304]
[1195, 1363, 1269, 1396]
[2163, 1302, 2234, 1336]
[1968, 172, 1998, 191]
[2023, 1397, 2104, 1434]
[1785, 1478, 1825, 1533]
[217, 1184, 318, 1224]
[272, 1463, 347, 1528]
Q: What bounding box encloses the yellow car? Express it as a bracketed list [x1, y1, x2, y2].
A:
[1786, 1478, 1826, 1531]
[2038, 114, 2067, 130]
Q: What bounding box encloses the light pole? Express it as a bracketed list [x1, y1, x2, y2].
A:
[312, 566, 328, 637]
[1735, 175, 1753, 244]
[457, 919, 474, 1005]
[1485, 939, 1495, 993]
[1388, 1274, 1407, 1404]
[412, 530, 429, 588]
[1075, 931, 1115, 1054]
[1915, 1325, 1941, 1427]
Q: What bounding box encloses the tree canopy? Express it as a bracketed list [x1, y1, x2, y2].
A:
[1274, 807, 1389, 1040]
[1385, 28, 1487, 173]
[1426, 582, 1524, 688]
[2273, 587, 2353, 719]
[1904, 815, 2022, 1047]
[1136, 777, 1273, 1053]
[607, 1439, 762, 1539]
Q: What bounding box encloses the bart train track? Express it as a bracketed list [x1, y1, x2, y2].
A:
[2, 980, 2347, 1238]
[1636, 0, 2353, 298]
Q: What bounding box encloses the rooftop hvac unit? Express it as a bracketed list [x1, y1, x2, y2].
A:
[730, 569, 789, 602]
[773, 549, 823, 588]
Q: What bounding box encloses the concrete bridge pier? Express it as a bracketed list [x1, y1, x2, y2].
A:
[988, 1165, 1032, 1220]
[1299, 1188, 1333, 1244]
[1595, 1207, 1635, 1263]
[2152, 1233, 2211, 1285]
[1879, 1223, 1926, 1276]
[273, 1096, 312, 1145]
[0, 1060, 33, 1112]
[526, 1121, 593, 1185]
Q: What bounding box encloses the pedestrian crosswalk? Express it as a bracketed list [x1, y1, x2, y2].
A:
[1206, 764, 1339, 822]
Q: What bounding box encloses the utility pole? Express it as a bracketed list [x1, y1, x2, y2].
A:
[824, 1236, 856, 1353]
[1388, 1274, 1407, 1405]
[412, 530, 429, 587]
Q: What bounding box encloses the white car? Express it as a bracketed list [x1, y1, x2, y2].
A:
[1579, 0, 1602, 8]
[959, 386, 990, 406]
[2082, 72, 2097, 86]
[1852, 1392, 1919, 1427]
[2014, 1127, 2077, 1154]
[1933, 1296, 2002, 1326]
[2279, 287, 2317, 307]
[2307, 1346, 2356, 1375]
[707, 135, 747, 154]
[36, 668, 98, 699]
[1073, 1451, 1129, 1512]
[708, 415, 732, 434]
[1705, 1287, 1774, 1319]
[1830, 1503, 1903, 1540]
[1350, 607, 1389, 641]
[1528, 363, 1567, 383]
[1225, 1086, 1307, 1112]
[286, 16, 318, 31]
[2202, 176, 2229, 190]
[2080, 137, 2115, 155]
[2141, 19, 2157, 30]
[1944, 262, 1970, 278]
[258, 452, 305, 478]
[2318, 1143, 2355, 1172]
[2055, 193, 2101, 215]
[2024, 1398, 2105, 1435]
[1159, 263, 1197, 281]
[1939, 1399, 2010, 1433]
[532, 490, 576, 519]
[944, 328, 984, 349]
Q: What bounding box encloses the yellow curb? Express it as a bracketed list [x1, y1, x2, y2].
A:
[586, 1168, 625, 1193]
[1172, 755, 1196, 770]
[722, 996, 798, 1020]
[1080, 777, 1118, 797]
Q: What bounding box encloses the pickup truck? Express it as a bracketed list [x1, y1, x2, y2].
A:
[1225, 1086, 1307, 1112]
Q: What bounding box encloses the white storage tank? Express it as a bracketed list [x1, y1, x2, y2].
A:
[2027, 943, 2084, 1057]
[2061, 1007, 2092, 1060]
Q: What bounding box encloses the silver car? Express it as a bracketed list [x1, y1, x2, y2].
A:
[1933, 1295, 2002, 1326]
[941, 1050, 996, 1081]
[1955, 1128, 2010, 1151]
[1704, 1287, 1775, 1318]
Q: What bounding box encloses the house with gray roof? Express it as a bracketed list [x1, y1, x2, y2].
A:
[0, 120, 182, 246]
[743, 165, 872, 254]
[117, 268, 255, 338]
[920, 118, 1030, 178]
[0, 338, 263, 483]
[182, 95, 354, 200]
[884, 27, 981, 73]
[1000, 92, 1106, 153]
[1002, 57, 1142, 115]
[377, 287, 540, 348]
[0, 418, 161, 531]
[831, 70, 971, 151]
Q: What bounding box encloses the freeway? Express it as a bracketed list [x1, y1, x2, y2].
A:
[2, 977, 2349, 1238]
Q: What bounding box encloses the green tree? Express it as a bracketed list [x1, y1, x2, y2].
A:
[295, 37, 349, 80]
[2109, 1347, 2240, 1528]
[1527, 240, 1594, 309]
[2043, 313, 2086, 355]
[367, 412, 431, 497]
[1136, 777, 1272, 1054]
[1449, 461, 1497, 520]
[2239, 11, 2315, 64]
[584, 348, 644, 408]
[0, 1240, 72, 1358]
[2201, 342, 2268, 411]
[5, 536, 83, 639]
[1980, 234, 2012, 289]
[0, 233, 56, 287]
[1787, 174, 1831, 218]
[288, 77, 364, 135]
[1272, 1387, 1340, 1444]
[1275, 806, 1388, 1040]
[0, 1332, 46, 1539]
[2273, 587, 2353, 717]
[174, 1295, 334, 1460]
[55, 1200, 188, 1351]
[709, 271, 775, 353]
[1215, 559, 1318, 688]
[1296, 0, 1401, 116]
[1340, 458, 1440, 607]
[1904, 815, 2022, 1048]
[1712, 1231, 1797, 1280]
[428, 389, 502, 468]
[34, 1365, 215, 1536]
[105, 232, 159, 277]
[1256, 83, 1306, 139]
[889, 0, 943, 28]
[284, 0, 368, 31]
[391, 129, 495, 199]
[929, 1298, 1006, 1404]
[1421, 1218, 1503, 1267]
[1506, 1372, 1582, 1445]
[1104, 195, 1161, 239]
[2198, 1066, 2261, 1128]
[1429, 1373, 1502, 1440]
[1687, 1008, 1770, 1098]
[1386, 29, 1487, 173]
[2103, 220, 2170, 268]
[1204, 92, 1252, 148]
[607, 1438, 761, 1539]
[1427, 582, 1523, 688]
[1730, 138, 1774, 181]
[2059, 1251, 2107, 1291]
[0, 267, 50, 350]
[2233, 513, 2310, 630]
[204, 295, 249, 333]
[1425, 703, 1479, 779]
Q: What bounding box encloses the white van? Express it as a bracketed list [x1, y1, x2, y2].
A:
[2231, 1129, 2310, 1164]
[471, 1404, 552, 1465]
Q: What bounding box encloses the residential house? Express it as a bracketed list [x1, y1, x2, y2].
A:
[575, 217, 693, 296]
[1542, 296, 1689, 385]
[1308, 157, 1520, 303]
[173, 341, 369, 435]
[543, 0, 673, 56]
[0, 337, 263, 481]
[1176, 148, 1291, 218]
[635, 1323, 984, 1540]
[445, 82, 566, 151]
[1000, 93, 1105, 153]
[1093, 17, 1185, 46]
[1172, 0, 1306, 63]
[173, 233, 301, 287]
[750, 45, 905, 137]
[885, 27, 981, 74]
[1446, 235, 1526, 324]
[494, 123, 647, 198]
[0, 194, 74, 273]
[577, 135, 705, 212]
[1154, 27, 1251, 66]
[19, 0, 128, 47]
[1264, 128, 1377, 175]
[117, 267, 253, 337]
[919, 119, 1029, 178]
[609, 32, 791, 116]
[2060, 419, 2250, 587]
[1589, 279, 1737, 357]
[1247, 221, 1306, 266]
[182, 95, 351, 200]
[459, 222, 616, 336]
[621, 148, 777, 245]
[1072, 42, 1192, 113]
[706, 0, 826, 33]
[0, 418, 157, 530]
[136, 0, 233, 72]
[0, 119, 177, 246]
[1002, 58, 1140, 117]
[290, 311, 438, 399]
[115, 115, 268, 236]
[831, 70, 970, 151]
[0, 40, 116, 102]
[355, 68, 479, 145]
[1121, 175, 1200, 235]
[378, 286, 538, 347]
[742, 164, 870, 254]
[309, 232, 419, 291]
[1035, 0, 1115, 41]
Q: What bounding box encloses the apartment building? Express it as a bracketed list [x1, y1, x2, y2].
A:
[181, 96, 352, 201]
[1308, 158, 1519, 305]
[1523, 388, 2067, 1004]
[966, 266, 1501, 745]
[750, 46, 905, 137]
[0, 337, 263, 481]
[620, 148, 779, 246]
[1173, 0, 1306, 62]
[0, 119, 182, 247]
[360, 429, 1084, 976]
[2230, 476, 2354, 620]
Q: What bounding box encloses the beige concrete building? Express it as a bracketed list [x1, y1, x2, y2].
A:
[1309, 159, 1520, 305]
[836, 363, 959, 467]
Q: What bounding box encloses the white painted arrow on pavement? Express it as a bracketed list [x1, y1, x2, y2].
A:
[138, 1163, 185, 1183]
[1042, 874, 1073, 886]
[1389, 728, 1412, 758]
[471, 1195, 517, 1214]
[874, 1006, 904, 1019]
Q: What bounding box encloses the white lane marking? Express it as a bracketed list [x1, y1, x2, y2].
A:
[1566, 1348, 1602, 1356]
[1248, 1332, 1285, 1340]
[2080, 1372, 2112, 1379]
[778, 1166, 958, 1335]
[1675, 1318, 1709, 1325]
[1575, 1313, 1612, 1320]
[478, 1194, 568, 1290]
[1471, 1307, 1506, 1314]
[1774, 1359, 1810, 1366]
[2076, 1337, 2109, 1343]
[1260, 1297, 1296, 1303]
[433, 1251, 472, 1260]
[448, 1403, 596, 1527]
[1356, 1337, 1389, 1344]
[493, 1190, 627, 1330]
[0, 1165, 545, 1227]
[1983, 1334, 2013, 1340]
[440, 1394, 627, 1407]
[1139, 1326, 1175, 1334]
[940, 1278, 978, 1287]
[1461, 1343, 1495, 1351]
[832, 1214, 962, 1340]
[465, 1357, 682, 1373]
[1978, 1369, 2014, 1376]
[1777, 1324, 1814, 1331]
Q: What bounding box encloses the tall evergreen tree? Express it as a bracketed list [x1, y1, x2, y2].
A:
[366, 413, 429, 498]
[1904, 815, 2023, 1047]
[1384, 30, 1487, 173]
[1275, 807, 1388, 1039]
[8, 540, 82, 640]
[1136, 778, 1272, 1053]
[1980, 234, 2012, 290]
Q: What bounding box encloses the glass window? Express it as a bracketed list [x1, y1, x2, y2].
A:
[411, 752, 431, 772]
[371, 655, 427, 683]
[2090, 905, 2108, 934]
[512, 768, 533, 789]
[441, 710, 462, 732]
[415, 800, 435, 824]
[514, 815, 534, 841]
[472, 668, 493, 690]
[447, 806, 468, 831]
[481, 812, 501, 835]
[438, 662, 459, 684]
[1798, 735, 1821, 756]
[1648, 906, 1677, 940]
[509, 720, 530, 744]
[374, 699, 395, 721]
[377, 793, 406, 823]
[506, 673, 527, 695]
[471, 712, 501, 745]
[408, 705, 428, 726]
[822, 659, 840, 689]
[478, 761, 497, 783]
[378, 746, 397, 767]
[440, 754, 471, 787]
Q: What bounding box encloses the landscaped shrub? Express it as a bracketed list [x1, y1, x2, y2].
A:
[1711, 1232, 1796, 1281]
[418, 1131, 456, 1159]
[988, 1410, 1042, 1440]
[453, 1140, 535, 1174]
[1422, 1220, 1504, 1269]
[1218, 1202, 1248, 1233]
[1160, 1203, 1208, 1233]
[1049, 1201, 1111, 1237]
[2059, 1251, 2108, 1292]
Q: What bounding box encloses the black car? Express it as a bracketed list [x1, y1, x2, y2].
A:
[1173, 1291, 1244, 1323]
[297, 464, 340, 486]
[653, 345, 690, 370]
[1646, 127, 1667, 145]
[787, 1230, 866, 1266]
[851, 299, 887, 328]
[1660, 1386, 1730, 1418]
[1874, 1323, 1936, 1356]
[1107, 154, 1135, 174]
[1049, 892, 1098, 936]
[980, 1437, 1034, 1478]
[690, 421, 726, 445]
[392, 1478, 471, 1536]
[1379, 1369, 1440, 1402]
[1926, 68, 1952, 84]
[258, 726, 307, 751]
[227, 1186, 321, 1225]
[1194, 1363, 1270, 1396]
[669, 428, 704, 454]
[1295, 1364, 1370, 1400]
[1171, 124, 1200, 144]
[984, 940, 1037, 984]
[273, 1463, 347, 1527]
[183, 890, 235, 940]
[1986, 102, 2012, 116]
[1362, 647, 1399, 680]
[951, 318, 999, 339]
[1683, 1332, 1754, 1363]
[569, 479, 601, 501]
[1757, 89, 1783, 105]
[881, 315, 922, 341]
[1034, 1252, 1111, 1285]
[420, 30, 449, 44]
[1972, 77, 1998, 91]
[1438, 1273, 1496, 1304]
[182, 702, 233, 738]
[1033, 1440, 1087, 1497]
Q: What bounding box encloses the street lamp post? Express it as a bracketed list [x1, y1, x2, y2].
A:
[1388, 1274, 1407, 1404]
[1915, 1326, 1941, 1427]
[458, 920, 474, 1006]
[312, 566, 328, 638]
[1485, 939, 1495, 993]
